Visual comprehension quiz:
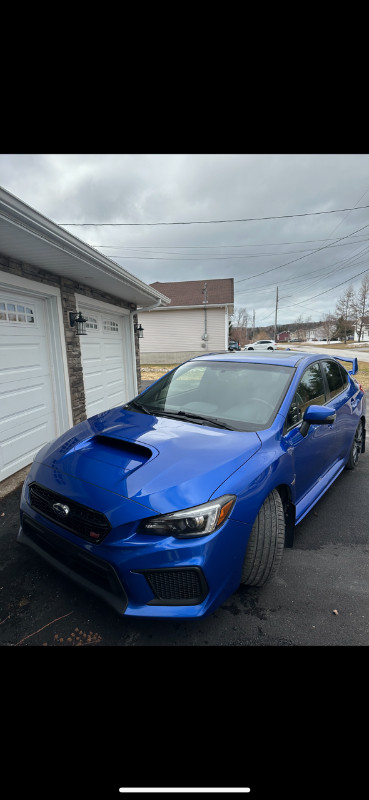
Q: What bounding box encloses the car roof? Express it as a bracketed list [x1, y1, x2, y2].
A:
[190, 350, 331, 368]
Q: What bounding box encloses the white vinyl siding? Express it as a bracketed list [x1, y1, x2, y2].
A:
[138, 307, 227, 352]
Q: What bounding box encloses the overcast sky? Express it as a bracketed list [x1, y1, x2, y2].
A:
[1, 153, 369, 328]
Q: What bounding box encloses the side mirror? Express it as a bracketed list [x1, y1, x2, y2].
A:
[300, 404, 336, 437]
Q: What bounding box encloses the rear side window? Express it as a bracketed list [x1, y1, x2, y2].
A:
[321, 360, 348, 400]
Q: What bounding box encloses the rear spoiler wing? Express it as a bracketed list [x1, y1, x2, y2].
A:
[334, 355, 358, 375]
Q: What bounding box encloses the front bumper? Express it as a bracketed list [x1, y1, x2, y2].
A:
[19, 474, 251, 619]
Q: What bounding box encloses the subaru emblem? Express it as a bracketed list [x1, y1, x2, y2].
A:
[52, 502, 70, 517]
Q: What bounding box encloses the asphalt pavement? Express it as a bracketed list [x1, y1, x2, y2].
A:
[1, 357, 368, 647]
[281, 342, 369, 362]
[1, 449, 368, 646]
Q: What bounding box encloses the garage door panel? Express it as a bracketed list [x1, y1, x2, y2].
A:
[83, 384, 105, 403]
[81, 340, 103, 366]
[0, 414, 55, 480]
[106, 377, 125, 394]
[105, 390, 125, 407]
[0, 376, 55, 434]
[0, 295, 57, 481]
[83, 371, 104, 392]
[106, 365, 125, 380]
[80, 309, 128, 418]
[103, 339, 122, 354]
[85, 393, 108, 416]
[0, 337, 50, 380]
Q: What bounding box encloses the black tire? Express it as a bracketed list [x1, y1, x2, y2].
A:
[345, 419, 363, 470]
[248, 347, 254, 350]
[267, 347, 273, 350]
[240, 489, 285, 586]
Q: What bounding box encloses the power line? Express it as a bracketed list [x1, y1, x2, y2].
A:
[239, 186, 369, 325]
[234, 222, 369, 285]
[236, 240, 369, 298]
[89, 234, 369, 253]
[82, 238, 369, 260]
[91, 233, 369, 248]
[277, 267, 369, 312]
[57, 204, 369, 227]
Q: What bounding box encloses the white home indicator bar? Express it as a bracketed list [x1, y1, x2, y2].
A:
[119, 790, 250, 794]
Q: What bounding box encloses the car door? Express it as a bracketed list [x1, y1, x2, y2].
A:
[283, 361, 335, 505]
[320, 359, 357, 459]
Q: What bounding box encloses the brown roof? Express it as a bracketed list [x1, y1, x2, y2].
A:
[149, 278, 234, 308]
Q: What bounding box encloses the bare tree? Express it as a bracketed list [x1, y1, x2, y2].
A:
[295, 315, 306, 342]
[230, 306, 248, 344]
[352, 275, 369, 341]
[335, 285, 355, 343]
[321, 312, 336, 342]
[232, 306, 248, 329]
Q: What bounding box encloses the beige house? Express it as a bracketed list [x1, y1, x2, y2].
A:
[138, 278, 234, 364]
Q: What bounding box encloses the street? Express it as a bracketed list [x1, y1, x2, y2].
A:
[281, 342, 369, 362]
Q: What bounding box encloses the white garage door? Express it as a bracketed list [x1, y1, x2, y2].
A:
[80, 309, 128, 418]
[0, 294, 57, 481]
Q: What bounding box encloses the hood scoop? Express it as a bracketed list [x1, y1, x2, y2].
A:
[71, 435, 154, 475]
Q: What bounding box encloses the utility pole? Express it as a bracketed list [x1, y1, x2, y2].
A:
[274, 287, 278, 342]
[202, 282, 208, 348]
[251, 309, 255, 342]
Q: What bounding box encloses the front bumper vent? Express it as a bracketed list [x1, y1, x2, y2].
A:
[28, 482, 111, 543]
[143, 567, 208, 605]
[21, 515, 128, 614]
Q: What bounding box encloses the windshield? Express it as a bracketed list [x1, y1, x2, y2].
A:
[128, 360, 294, 431]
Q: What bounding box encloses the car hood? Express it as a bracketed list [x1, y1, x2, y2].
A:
[34, 406, 262, 514]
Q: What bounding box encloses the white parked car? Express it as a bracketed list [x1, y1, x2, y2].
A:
[245, 339, 276, 350]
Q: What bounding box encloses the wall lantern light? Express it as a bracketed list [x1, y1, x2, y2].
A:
[69, 311, 87, 335]
[135, 322, 144, 338]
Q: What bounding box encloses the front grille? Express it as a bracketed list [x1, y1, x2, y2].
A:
[28, 482, 111, 544]
[143, 567, 208, 605]
[22, 515, 127, 607]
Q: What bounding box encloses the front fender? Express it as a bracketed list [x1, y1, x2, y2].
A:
[209, 417, 296, 529]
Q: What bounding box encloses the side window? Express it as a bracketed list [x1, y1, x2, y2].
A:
[338, 363, 349, 389]
[321, 360, 346, 400]
[286, 363, 326, 429]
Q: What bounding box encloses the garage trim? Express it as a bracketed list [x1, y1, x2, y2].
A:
[0, 269, 73, 434]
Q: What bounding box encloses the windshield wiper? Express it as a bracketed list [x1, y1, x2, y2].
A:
[153, 409, 234, 429]
[126, 403, 234, 429]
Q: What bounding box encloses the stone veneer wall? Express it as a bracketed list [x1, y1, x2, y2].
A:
[0, 255, 141, 425]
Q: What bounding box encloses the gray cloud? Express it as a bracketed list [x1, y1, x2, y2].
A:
[1, 153, 369, 327]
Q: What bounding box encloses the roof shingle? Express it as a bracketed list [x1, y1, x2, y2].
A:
[149, 278, 234, 307]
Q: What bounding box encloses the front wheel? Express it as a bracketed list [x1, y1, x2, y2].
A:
[345, 420, 363, 470]
[240, 489, 285, 586]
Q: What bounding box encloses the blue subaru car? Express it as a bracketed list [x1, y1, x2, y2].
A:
[18, 350, 366, 618]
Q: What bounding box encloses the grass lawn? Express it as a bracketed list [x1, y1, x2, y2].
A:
[355, 361, 369, 391]
[296, 343, 369, 391]
[141, 354, 369, 392]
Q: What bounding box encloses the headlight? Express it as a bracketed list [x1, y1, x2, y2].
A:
[138, 494, 236, 538]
